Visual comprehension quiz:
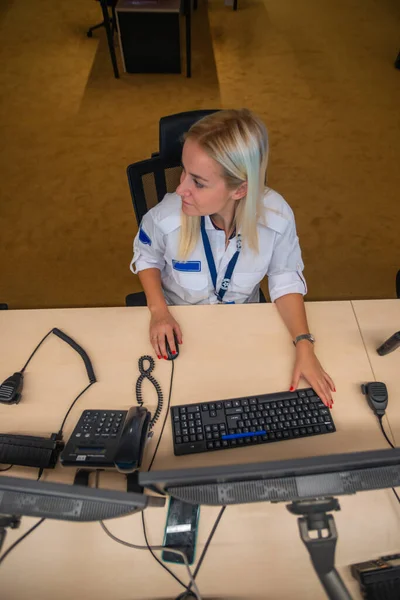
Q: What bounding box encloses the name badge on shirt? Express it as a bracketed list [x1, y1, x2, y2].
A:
[172, 260, 201, 273]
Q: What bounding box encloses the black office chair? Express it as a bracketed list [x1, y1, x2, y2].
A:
[0, 304, 8, 310]
[87, 0, 118, 38]
[125, 108, 267, 305]
[127, 109, 219, 225]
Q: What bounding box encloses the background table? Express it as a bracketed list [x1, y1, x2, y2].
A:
[0, 302, 399, 599]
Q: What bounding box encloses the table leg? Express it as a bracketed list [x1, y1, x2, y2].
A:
[100, 0, 120, 79]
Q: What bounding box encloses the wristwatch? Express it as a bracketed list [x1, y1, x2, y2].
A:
[293, 334, 315, 347]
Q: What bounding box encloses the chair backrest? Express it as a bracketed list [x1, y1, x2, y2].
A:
[127, 109, 219, 224]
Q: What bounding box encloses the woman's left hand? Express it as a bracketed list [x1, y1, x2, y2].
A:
[290, 342, 335, 408]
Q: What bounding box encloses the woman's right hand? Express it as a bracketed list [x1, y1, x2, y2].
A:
[149, 307, 183, 359]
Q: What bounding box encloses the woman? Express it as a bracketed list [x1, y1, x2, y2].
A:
[131, 109, 335, 407]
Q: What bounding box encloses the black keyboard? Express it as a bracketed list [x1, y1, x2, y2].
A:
[171, 388, 336, 456]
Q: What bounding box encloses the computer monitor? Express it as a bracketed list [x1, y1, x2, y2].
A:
[139, 448, 400, 505]
[140, 448, 400, 600]
[0, 475, 164, 522]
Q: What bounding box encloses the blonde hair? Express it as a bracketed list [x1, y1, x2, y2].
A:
[179, 109, 269, 259]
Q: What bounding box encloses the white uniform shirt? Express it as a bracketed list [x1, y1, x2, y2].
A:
[130, 189, 307, 305]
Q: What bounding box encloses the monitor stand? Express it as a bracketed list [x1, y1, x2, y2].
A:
[287, 498, 352, 600]
[0, 516, 21, 555]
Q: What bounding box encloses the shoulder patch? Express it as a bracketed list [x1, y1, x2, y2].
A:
[139, 228, 152, 246]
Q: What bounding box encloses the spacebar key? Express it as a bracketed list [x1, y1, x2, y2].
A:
[174, 441, 207, 455]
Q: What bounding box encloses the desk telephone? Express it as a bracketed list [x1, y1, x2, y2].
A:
[60, 355, 162, 472]
[60, 406, 150, 472]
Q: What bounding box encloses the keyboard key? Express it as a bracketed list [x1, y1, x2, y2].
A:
[188, 405, 200, 413]
[214, 441, 221, 449]
[205, 425, 211, 432]
[250, 398, 258, 405]
[189, 428, 195, 435]
[245, 438, 251, 444]
[182, 428, 188, 436]
[212, 425, 219, 432]
[210, 411, 217, 418]
[201, 404, 209, 411]
[183, 436, 189, 443]
[180, 407, 187, 413]
[210, 403, 216, 411]
[224, 401, 233, 409]
[327, 424, 334, 432]
[195, 420, 202, 427]
[293, 429, 299, 436]
[176, 437, 182, 444]
[188, 414, 194, 421]
[213, 432, 220, 440]
[222, 440, 228, 448]
[300, 428, 307, 435]
[196, 427, 202, 434]
[230, 439, 237, 446]
[216, 402, 223, 410]
[206, 433, 212, 440]
[190, 435, 196, 442]
[313, 426, 320, 433]
[241, 399, 249, 406]
[207, 442, 214, 449]
[233, 400, 241, 407]
[226, 407, 243, 415]
[197, 434, 204, 441]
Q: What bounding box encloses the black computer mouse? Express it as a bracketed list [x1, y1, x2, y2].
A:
[165, 331, 179, 360]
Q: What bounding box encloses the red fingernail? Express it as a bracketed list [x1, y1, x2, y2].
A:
[164, 355, 168, 359]
[333, 388, 336, 392]
[172, 351, 176, 355]
[157, 355, 161, 359]
[289, 386, 294, 392]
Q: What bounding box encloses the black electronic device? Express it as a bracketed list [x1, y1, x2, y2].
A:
[60, 406, 150, 472]
[162, 497, 200, 565]
[0, 474, 165, 556]
[165, 332, 179, 361]
[351, 553, 400, 599]
[361, 382, 389, 416]
[0, 373, 23, 405]
[171, 387, 336, 456]
[0, 433, 64, 469]
[140, 449, 400, 600]
[376, 332, 400, 356]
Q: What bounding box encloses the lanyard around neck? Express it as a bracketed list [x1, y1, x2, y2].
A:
[200, 216, 242, 303]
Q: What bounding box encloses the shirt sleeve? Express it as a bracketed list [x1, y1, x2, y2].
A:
[267, 205, 307, 302]
[130, 210, 166, 274]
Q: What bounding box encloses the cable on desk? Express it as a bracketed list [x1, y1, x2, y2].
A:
[0, 518, 45, 567]
[20, 331, 53, 373]
[378, 416, 395, 449]
[174, 506, 227, 600]
[95, 464, 201, 600]
[147, 360, 175, 472]
[0, 465, 13, 472]
[377, 416, 400, 505]
[57, 381, 95, 438]
[100, 519, 201, 599]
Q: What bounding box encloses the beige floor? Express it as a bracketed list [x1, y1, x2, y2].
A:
[0, 0, 399, 308]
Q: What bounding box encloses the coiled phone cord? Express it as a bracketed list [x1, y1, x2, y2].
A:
[135, 355, 163, 429]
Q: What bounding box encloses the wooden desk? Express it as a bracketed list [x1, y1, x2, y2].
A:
[352, 299, 400, 445]
[0, 303, 399, 600]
